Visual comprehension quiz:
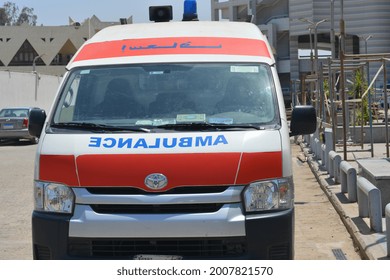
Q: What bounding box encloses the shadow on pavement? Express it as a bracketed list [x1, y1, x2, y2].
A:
[0, 139, 37, 147]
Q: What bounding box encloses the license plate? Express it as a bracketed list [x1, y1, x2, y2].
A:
[133, 254, 183, 260]
[2, 124, 14, 129]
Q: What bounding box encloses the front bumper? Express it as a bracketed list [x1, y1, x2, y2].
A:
[32, 208, 294, 260]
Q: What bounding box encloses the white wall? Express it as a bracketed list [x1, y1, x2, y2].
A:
[0, 71, 63, 113]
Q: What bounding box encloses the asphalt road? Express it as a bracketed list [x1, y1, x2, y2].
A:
[0, 140, 35, 260]
[0, 139, 361, 260]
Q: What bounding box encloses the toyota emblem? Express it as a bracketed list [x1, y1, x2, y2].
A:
[144, 173, 168, 190]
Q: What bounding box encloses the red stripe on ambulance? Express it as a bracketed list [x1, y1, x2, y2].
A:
[73, 37, 271, 62]
[39, 151, 282, 189]
[39, 155, 79, 186]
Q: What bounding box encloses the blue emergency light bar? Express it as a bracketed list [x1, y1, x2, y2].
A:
[183, 0, 198, 21]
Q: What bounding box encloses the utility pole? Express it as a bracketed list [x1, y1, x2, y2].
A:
[340, 0, 347, 160]
[364, 35, 374, 157]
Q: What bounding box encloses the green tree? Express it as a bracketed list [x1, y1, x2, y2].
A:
[16, 6, 37, 25]
[0, 7, 9, 25]
[349, 68, 369, 125]
[0, 1, 37, 26]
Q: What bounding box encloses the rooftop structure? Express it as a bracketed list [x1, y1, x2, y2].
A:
[0, 15, 132, 76]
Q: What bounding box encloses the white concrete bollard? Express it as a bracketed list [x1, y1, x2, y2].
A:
[340, 161, 357, 202]
[328, 151, 341, 183]
[315, 138, 321, 160]
[357, 176, 383, 233]
[321, 144, 327, 168]
[324, 128, 333, 171]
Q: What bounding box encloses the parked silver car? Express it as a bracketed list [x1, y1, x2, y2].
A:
[0, 107, 41, 144]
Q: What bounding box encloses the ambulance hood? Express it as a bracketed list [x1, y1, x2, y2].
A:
[38, 131, 283, 190]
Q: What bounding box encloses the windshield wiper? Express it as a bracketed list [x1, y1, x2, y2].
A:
[51, 122, 150, 133]
[156, 123, 263, 131]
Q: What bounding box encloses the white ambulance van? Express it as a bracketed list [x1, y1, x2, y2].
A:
[29, 4, 316, 259]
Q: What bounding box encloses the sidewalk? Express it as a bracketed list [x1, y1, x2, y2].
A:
[298, 139, 389, 260]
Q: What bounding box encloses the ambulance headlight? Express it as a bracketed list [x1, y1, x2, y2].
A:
[34, 181, 75, 214]
[243, 178, 294, 212]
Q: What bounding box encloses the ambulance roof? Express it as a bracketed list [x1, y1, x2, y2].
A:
[68, 21, 275, 69]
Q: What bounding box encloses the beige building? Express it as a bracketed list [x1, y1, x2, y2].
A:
[0, 15, 132, 76]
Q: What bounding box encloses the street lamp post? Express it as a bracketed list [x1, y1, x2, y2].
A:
[312, 20, 327, 122]
[364, 35, 374, 157]
[300, 18, 327, 76]
[33, 54, 45, 101]
[308, 27, 314, 74]
[364, 35, 373, 81]
[299, 18, 327, 117]
[330, 0, 335, 59]
[339, 0, 348, 160]
[32, 54, 44, 73]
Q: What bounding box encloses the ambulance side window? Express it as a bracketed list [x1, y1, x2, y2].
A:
[58, 75, 81, 122]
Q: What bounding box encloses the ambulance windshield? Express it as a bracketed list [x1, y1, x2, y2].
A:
[52, 63, 279, 130]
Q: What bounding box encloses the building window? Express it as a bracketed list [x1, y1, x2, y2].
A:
[8, 39, 44, 66]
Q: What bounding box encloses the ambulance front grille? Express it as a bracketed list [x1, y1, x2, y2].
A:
[90, 203, 224, 214]
[68, 237, 247, 258]
[86, 186, 229, 195]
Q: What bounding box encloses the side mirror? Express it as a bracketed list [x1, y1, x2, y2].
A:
[28, 108, 46, 138]
[289, 105, 316, 136]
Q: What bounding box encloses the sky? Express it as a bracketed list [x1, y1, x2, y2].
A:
[5, 0, 212, 25]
